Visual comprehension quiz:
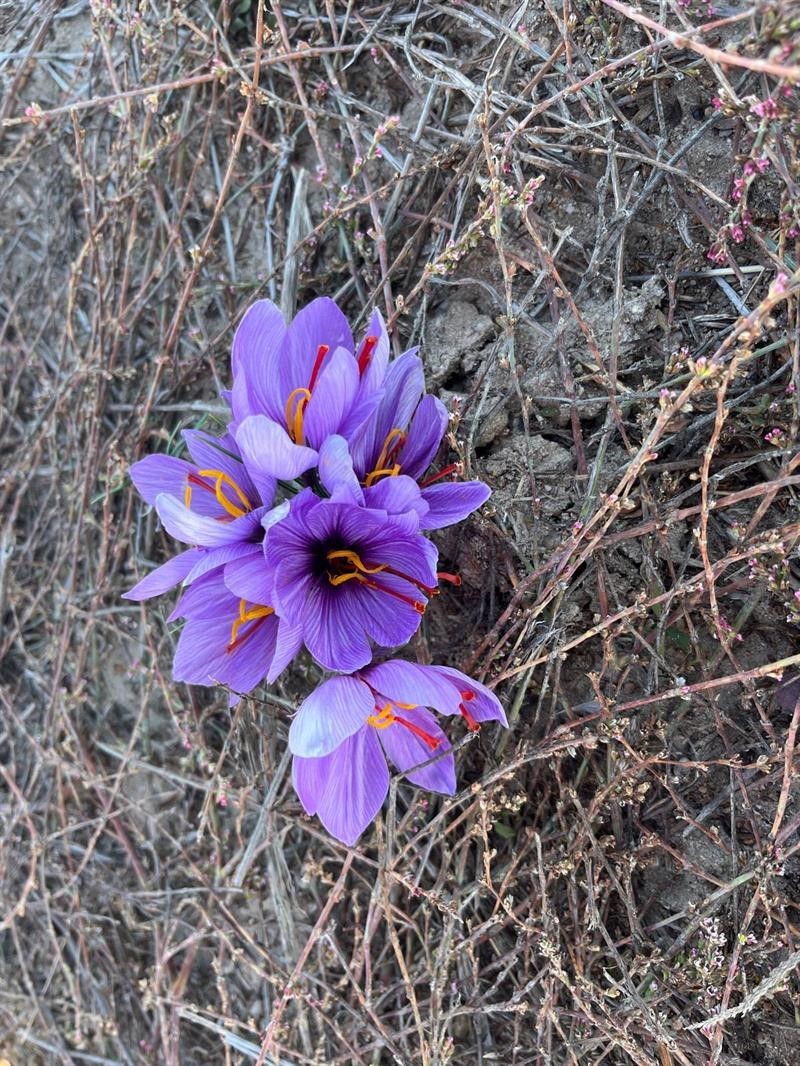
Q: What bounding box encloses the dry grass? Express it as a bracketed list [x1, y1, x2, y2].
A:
[1, 1, 799, 1063]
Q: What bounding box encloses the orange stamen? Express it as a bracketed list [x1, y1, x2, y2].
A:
[364, 427, 407, 486]
[357, 335, 378, 375]
[285, 387, 312, 445]
[227, 600, 275, 651]
[420, 462, 462, 488]
[196, 467, 252, 518]
[367, 703, 395, 730]
[307, 344, 330, 392]
[326, 549, 387, 586]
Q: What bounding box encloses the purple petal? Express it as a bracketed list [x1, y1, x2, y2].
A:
[355, 308, 390, 396]
[399, 395, 448, 479]
[181, 429, 261, 507]
[236, 415, 317, 484]
[266, 619, 304, 682]
[431, 666, 508, 726]
[363, 474, 427, 529]
[183, 541, 261, 584]
[224, 549, 273, 605]
[363, 526, 438, 587]
[293, 728, 388, 845]
[156, 494, 265, 547]
[231, 299, 287, 424]
[349, 576, 428, 649]
[301, 582, 373, 672]
[123, 549, 200, 601]
[169, 570, 237, 621]
[279, 297, 354, 399]
[419, 481, 490, 530]
[173, 609, 275, 692]
[377, 706, 456, 794]
[130, 454, 222, 515]
[303, 346, 359, 448]
[318, 435, 364, 504]
[350, 351, 423, 477]
[363, 660, 463, 715]
[289, 675, 374, 757]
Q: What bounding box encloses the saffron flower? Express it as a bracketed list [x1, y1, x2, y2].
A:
[290, 661, 507, 844]
[344, 350, 491, 528]
[169, 572, 301, 700]
[227, 297, 390, 464]
[230, 489, 439, 673]
[124, 429, 270, 602]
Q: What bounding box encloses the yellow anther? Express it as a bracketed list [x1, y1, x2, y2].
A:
[184, 483, 193, 508]
[326, 549, 387, 586]
[285, 387, 312, 445]
[228, 600, 275, 648]
[367, 703, 395, 730]
[364, 463, 401, 487]
[196, 468, 251, 518]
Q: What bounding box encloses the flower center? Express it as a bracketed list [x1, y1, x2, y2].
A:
[367, 702, 441, 749]
[184, 468, 253, 518]
[284, 344, 331, 444]
[324, 548, 431, 614]
[364, 426, 407, 486]
[226, 599, 275, 652]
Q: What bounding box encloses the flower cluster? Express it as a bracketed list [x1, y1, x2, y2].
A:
[125, 297, 506, 844]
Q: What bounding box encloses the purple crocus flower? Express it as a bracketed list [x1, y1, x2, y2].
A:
[227, 488, 439, 673]
[227, 297, 390, 464]
[124, 429, 269, 602]
[342, 350, 491, 529]
[168, 571, 301, 701]
[289, 661, 507, 845]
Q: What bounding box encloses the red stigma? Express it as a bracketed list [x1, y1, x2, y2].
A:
[361, 576, 427, 614]
[459, 702, 480, 732]
[420, 463, 462, 488]
[357, 335, 378, 375]
[437, 571, 462, 587]
[394, 715, 441, 750]
[307, 344, 330, 392]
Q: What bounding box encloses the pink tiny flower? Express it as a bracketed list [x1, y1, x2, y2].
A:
[711, 96, 723, 110]
[756, 155, 770, 172]
[730, 224, 745, 243]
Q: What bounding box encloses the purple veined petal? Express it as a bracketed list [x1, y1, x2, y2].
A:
[430, 666, 508, 726]
[363, 660, 464, 716]
[183, 541, 261, 585]
[292, 750, 331, 816]
[236, 415, 318, 484]
[355, 308, 391, 396]
[349, 575, 428, 649]
[303, 347, 359, 448]
[181, 429, 261, 508]
[377, 706, 456, 794]
[301, 581, 373, 673]
[318, 435, 364, 505]
[296, 727, 389, 846]
[265, 619, 304, 683]
[289, 675, 374, 757]
[349, 350, 423, 477]
[172, 609, 276, 696]
[224, 548, 273, 604]
[363, 526, 439, 587]
[169, 570, 238, 622]
[131, 455, 219, 518]
[156, 493, 265, 547]
[418, 481, 491, 530]
[278, 297, 355, 400]
[123, 549, 201, 601]
[336, 386, 383, 444]
[398, 394, 448, 479]
[130, 454, 195, 506]
[363, 474, 427, 528]
[231, 299, 287, 424]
